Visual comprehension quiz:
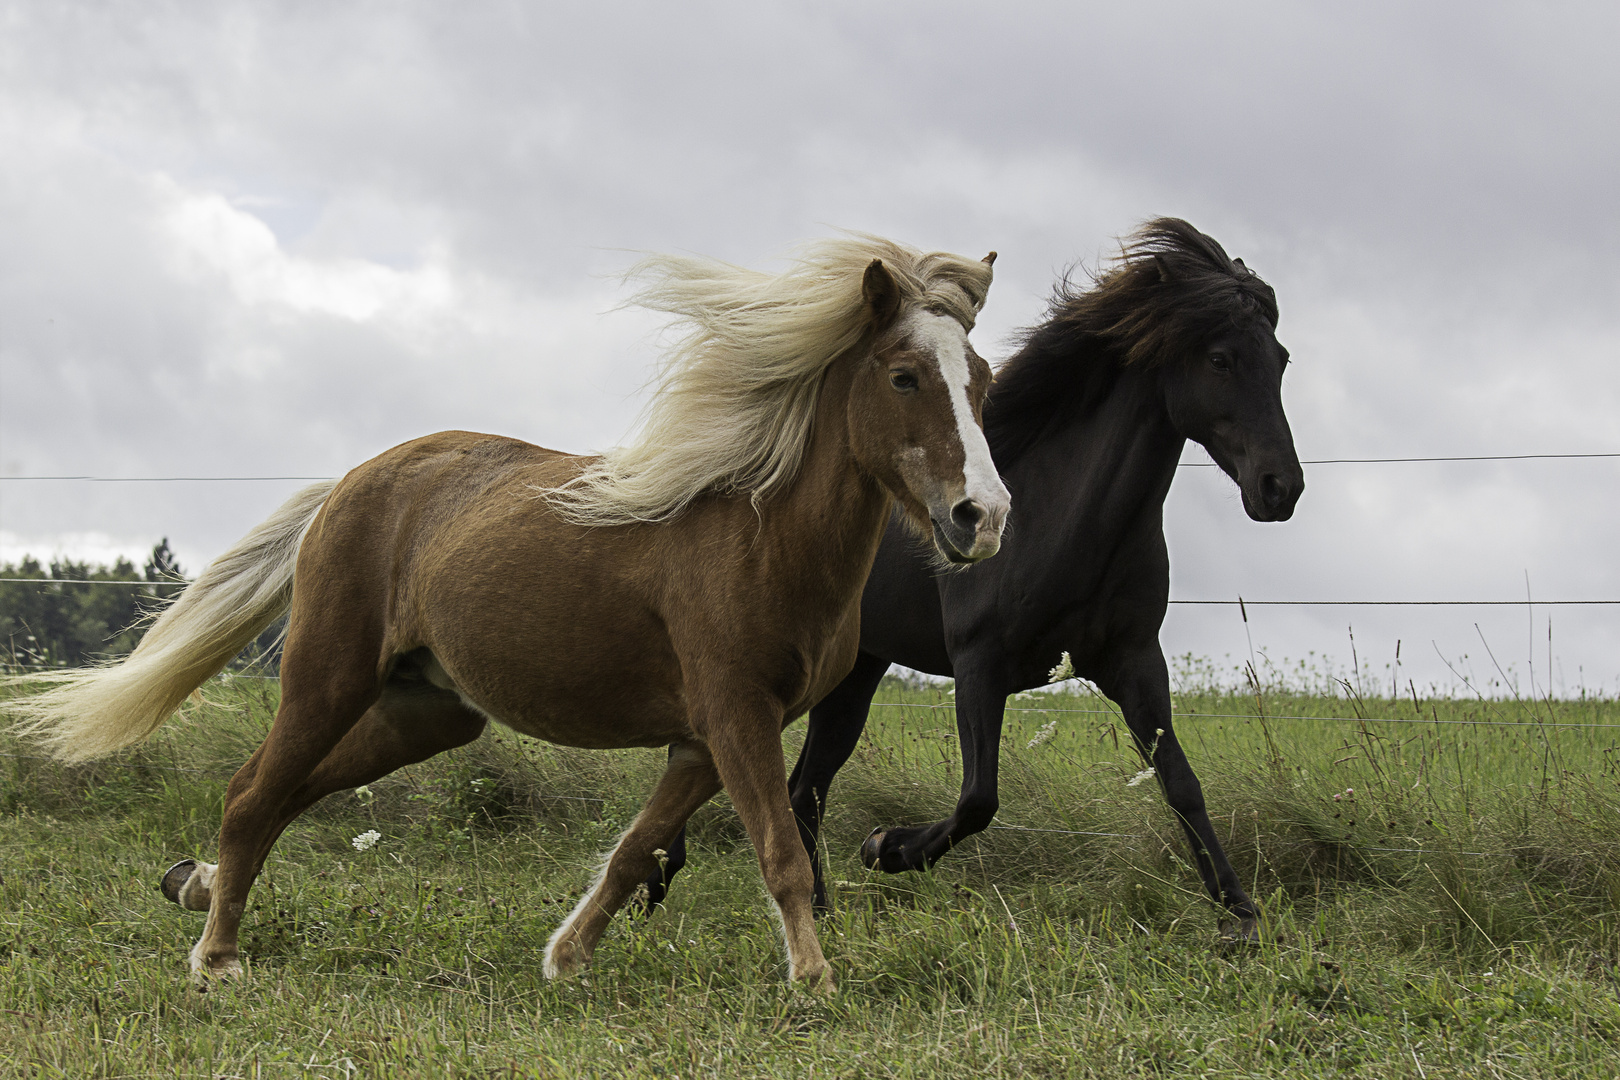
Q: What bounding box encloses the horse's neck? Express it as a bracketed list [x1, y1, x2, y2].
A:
[759, 358, 891, 602]
[1002, 349, 1183, 548]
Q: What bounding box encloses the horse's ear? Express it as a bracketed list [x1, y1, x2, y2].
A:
[863, 259, 902, 329]
[1152, 254, 1173, 283]
[982, 251, 997, 266]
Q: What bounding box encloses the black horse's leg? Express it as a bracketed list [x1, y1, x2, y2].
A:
[640, 744, 690, 910]
[862, 666, 1007, 875]
[787, 651, 891, 909]
[641, 652, 891, 912]
[1101, 648, 1260, 938]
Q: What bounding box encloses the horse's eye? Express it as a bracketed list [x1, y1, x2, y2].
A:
[1208, 353, 1232, 373]
[890, 370, 919, 392]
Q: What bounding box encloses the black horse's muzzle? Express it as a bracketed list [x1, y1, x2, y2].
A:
[1242, 465, 1304, 522]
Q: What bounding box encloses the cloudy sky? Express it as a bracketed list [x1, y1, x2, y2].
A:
[2, 2, 1617, 694]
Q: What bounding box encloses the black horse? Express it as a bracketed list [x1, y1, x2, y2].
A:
[649, 219, 1304, 936]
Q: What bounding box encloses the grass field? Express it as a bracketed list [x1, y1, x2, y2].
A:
[4, 669, 1620, 1078]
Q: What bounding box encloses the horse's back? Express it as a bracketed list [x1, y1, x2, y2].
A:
[294, 429, 586, 622]
[324, 430, 576, 517]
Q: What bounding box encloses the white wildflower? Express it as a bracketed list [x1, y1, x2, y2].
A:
[1126, 768, 1156, 788]
[1047, 651, 1075, 683]
[1026, 720, 1058, 749]
[352, 785, 374, 805]
[351, 829, 382, 852]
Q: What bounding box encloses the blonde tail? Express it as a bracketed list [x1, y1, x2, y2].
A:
[4, 480, 337, 763]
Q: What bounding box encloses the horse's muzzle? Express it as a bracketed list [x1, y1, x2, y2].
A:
[931, 497, 1004, 563]
[1243, 467, 1304, 522]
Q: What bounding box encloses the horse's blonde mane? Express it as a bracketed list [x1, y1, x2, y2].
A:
[543, 234, 993, 526]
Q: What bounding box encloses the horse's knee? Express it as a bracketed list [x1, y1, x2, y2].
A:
[955, 793, 999, 834]
[1160, 781, 1209, 820]
[764, 854, 816, 907]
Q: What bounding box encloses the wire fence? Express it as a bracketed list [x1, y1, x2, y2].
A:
[4, 451, 1617, 735]
[3, 451, 1618, 482]
[5, 579, 1619, 607]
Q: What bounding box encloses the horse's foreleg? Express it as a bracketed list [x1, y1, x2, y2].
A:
[643, 651, 890, 915]
[545, 740, 721, 980]
[862, 669, 1005, 876]
[1103, 650, 1260, 939]
[705, 711, 834, 992]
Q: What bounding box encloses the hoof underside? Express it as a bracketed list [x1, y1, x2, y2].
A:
[160, 859, 197, 904]
[160, 859, 213, 911]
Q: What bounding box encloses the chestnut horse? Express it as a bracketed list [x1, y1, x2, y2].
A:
[10, 236, 1008, 990]
[650, 219, 1303, 938]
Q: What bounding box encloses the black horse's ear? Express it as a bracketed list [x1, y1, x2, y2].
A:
[863, 259, 902, 328]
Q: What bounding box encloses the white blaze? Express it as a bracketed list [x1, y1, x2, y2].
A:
[907, 311, 1010, 519]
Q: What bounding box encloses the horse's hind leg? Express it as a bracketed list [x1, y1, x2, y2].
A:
[861, 667, 1008, 876]
[545, 739, 721, 979]
[789, 651, 891, 908]
[186, 660, 381, 980]
[168, 682, 487, 923]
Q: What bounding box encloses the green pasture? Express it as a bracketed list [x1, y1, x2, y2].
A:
[3, 671, 1620, 1077]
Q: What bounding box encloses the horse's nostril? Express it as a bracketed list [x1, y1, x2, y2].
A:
[1259, 474, 1284, 509]
[950, 499, 986, 533]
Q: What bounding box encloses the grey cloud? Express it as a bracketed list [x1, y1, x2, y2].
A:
[2, 0, 1617, 689]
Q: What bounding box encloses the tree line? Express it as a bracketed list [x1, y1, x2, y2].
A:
[0, 540, 282, 670]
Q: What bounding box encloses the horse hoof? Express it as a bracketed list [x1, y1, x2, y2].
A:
[160, 859, 197, 904]
[1218, 915, 1263, 947]
[189, 955, 245, 986]
[859, 829, 886, 870]
[543, 942, 587, 980]
[160, 859, 215, 911]
[792, 963, 837, 995]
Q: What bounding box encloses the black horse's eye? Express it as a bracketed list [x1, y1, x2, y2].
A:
[890, 370, 919, 391]
[1208, 353, 1232, 373]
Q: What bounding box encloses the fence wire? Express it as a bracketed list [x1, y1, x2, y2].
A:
[4, 451, 1618, 483]
[6, 578, 1619, 610]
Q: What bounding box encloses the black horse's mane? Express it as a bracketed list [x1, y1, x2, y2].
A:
[985, 218, 1278, 467]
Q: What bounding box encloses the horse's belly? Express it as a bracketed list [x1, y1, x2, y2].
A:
[482, 700, 691, 750]
[419, 650, 690, 748]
